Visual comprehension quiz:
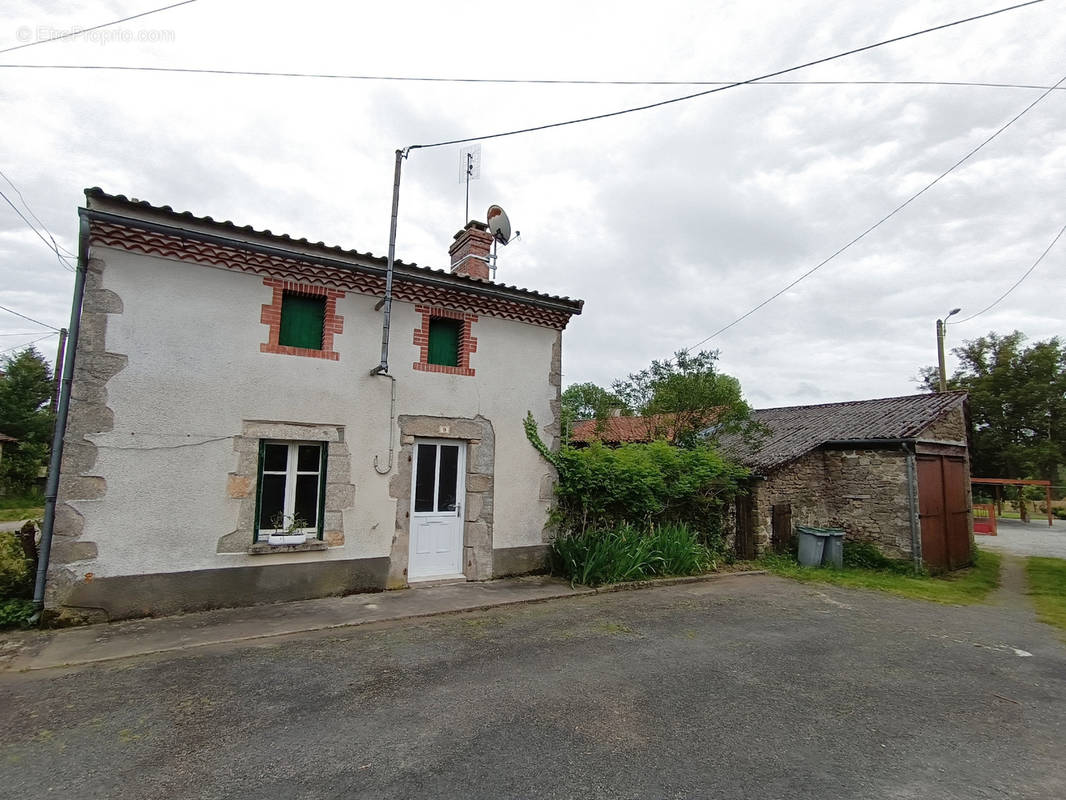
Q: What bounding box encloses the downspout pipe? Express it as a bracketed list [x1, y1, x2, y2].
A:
[373, 373, 396, 475]
[32, 212, 91, 614]
[372, 148, 406, 376]
[903, 442, 923, 574]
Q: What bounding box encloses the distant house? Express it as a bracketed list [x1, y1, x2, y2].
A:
[48, 189, 583, 620]
[721, 392, 972, 571]
[569, 414, 677, 446]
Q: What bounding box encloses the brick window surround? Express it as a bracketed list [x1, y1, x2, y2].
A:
[260, 278, 344, 360]
[413, 305, 478, 376]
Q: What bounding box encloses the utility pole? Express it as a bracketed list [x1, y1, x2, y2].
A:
[935, 308, 961, 392]
[50, 327, 67, 414]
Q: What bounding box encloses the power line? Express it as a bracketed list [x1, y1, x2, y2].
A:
[685, 67, 1066, 351]
[0, 63, 1062, 94]
[0, 186, 76, 272]
[951, 223, 1066, 325]
[0, 332, 58, 357]
[0, 303, 60, 332]
[0, 168, 77, 260]
[0, 0, 198, 56]
[404, 0, 1045, 150]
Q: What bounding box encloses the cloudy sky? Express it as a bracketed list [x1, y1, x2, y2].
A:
[1, 0, 1063, 408]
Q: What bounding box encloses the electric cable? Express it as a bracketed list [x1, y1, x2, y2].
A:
[0, 63, 1062, 94]
[0, 303, 60, 332]
[951, 222, 1066, 324]
[0, 186, 76, 271]
[0, 0, 199, 56]
[404, 0, 1045, 150]
[685, 67, 1066, 351]
[0, 331, 58, 356]
[0, 168, 77, 259]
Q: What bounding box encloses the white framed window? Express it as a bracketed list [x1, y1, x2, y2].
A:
[255, 441, 327, 541]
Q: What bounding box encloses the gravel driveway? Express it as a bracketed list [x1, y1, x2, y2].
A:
[977, 517, 1066, 558]
[1, 571, 1063, 800]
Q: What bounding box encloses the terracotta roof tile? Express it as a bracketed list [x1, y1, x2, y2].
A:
[570, 415, 676, 444]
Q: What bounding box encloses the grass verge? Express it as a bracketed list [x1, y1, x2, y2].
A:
[0, 508, 42, 523]
[762, 547, 1001, 605]
[1026, 557, 1066, 633]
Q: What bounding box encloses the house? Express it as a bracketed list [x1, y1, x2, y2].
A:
[721, 391, 972, 571]
[46, 189, 583, 620]
[569, 414, 676, 446]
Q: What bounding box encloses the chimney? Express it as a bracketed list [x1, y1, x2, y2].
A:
[449, 221, 493, 281]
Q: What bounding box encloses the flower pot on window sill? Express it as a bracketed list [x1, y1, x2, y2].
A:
[267, 532, 308, 546]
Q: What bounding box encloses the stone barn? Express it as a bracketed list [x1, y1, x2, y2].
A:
[723, 392, 972, 572]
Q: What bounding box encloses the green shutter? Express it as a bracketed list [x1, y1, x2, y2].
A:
[428, 318, 460, 367]
[279, 294, 325, 350]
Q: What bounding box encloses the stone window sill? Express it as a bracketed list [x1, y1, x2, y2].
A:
[247, 540, 329, 555]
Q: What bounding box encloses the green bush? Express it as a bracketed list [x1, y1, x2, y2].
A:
[525, 412, 747, 538]
[0, 598, 35, 629]
[0, 532, 32, 598]
[550, 523, 715, 586]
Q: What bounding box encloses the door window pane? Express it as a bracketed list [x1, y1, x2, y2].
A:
[259, 474, 285, 529]
[437, 445, 459, 511]
[414, 444, 437, 512]
[294, 474, 319, 527]
[263, 443, 288, 472]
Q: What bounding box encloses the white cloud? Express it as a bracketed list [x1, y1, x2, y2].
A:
[1, 0, 1063, 406]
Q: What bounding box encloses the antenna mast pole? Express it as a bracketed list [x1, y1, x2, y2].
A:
[464, 152, 472, 223]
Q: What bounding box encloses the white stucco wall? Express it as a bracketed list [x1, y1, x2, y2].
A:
[66, 244, 561, 579]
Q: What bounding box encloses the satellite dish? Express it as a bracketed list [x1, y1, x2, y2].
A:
[487, 204, 512, 245]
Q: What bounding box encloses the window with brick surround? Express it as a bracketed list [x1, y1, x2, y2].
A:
[413, 305, 477, 376]
[260, 278, 344, 360]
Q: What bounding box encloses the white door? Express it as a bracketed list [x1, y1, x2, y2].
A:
[409, 439, 466, 581]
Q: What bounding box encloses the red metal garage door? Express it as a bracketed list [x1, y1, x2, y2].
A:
[917, 454, 971, 572]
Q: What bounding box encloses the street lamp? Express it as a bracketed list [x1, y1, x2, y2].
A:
[936, 308, 961, 392]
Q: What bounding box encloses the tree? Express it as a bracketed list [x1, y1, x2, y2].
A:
[921, 331, 1066, 481]
[611, 349, 758, 448]
[0, 347, 54, 493]
[560, 382, 627, 441]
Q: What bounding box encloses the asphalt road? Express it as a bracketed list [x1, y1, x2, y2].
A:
[2, 572, 1064, 800]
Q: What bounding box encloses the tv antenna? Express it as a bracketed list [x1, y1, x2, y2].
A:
[486, 204, 519, 280]
[459, 144, 481, 223]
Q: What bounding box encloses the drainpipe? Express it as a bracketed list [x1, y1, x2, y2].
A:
[903, 442, 922, 573]
[373, 373, 396, 475]
[32, 212, 90, 616]
[373, 148, 406, 375]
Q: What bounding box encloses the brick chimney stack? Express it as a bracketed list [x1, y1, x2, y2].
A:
[449, 220, 493, 281]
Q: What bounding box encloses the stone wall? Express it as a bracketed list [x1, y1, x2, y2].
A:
[745, 447, 915, 559]
[822, 448, 913, 558]
[749, 451, 830, 553]
[920, 406, 967, 443]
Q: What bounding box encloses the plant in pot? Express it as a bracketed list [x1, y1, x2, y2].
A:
[267, 513, 310, 546]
